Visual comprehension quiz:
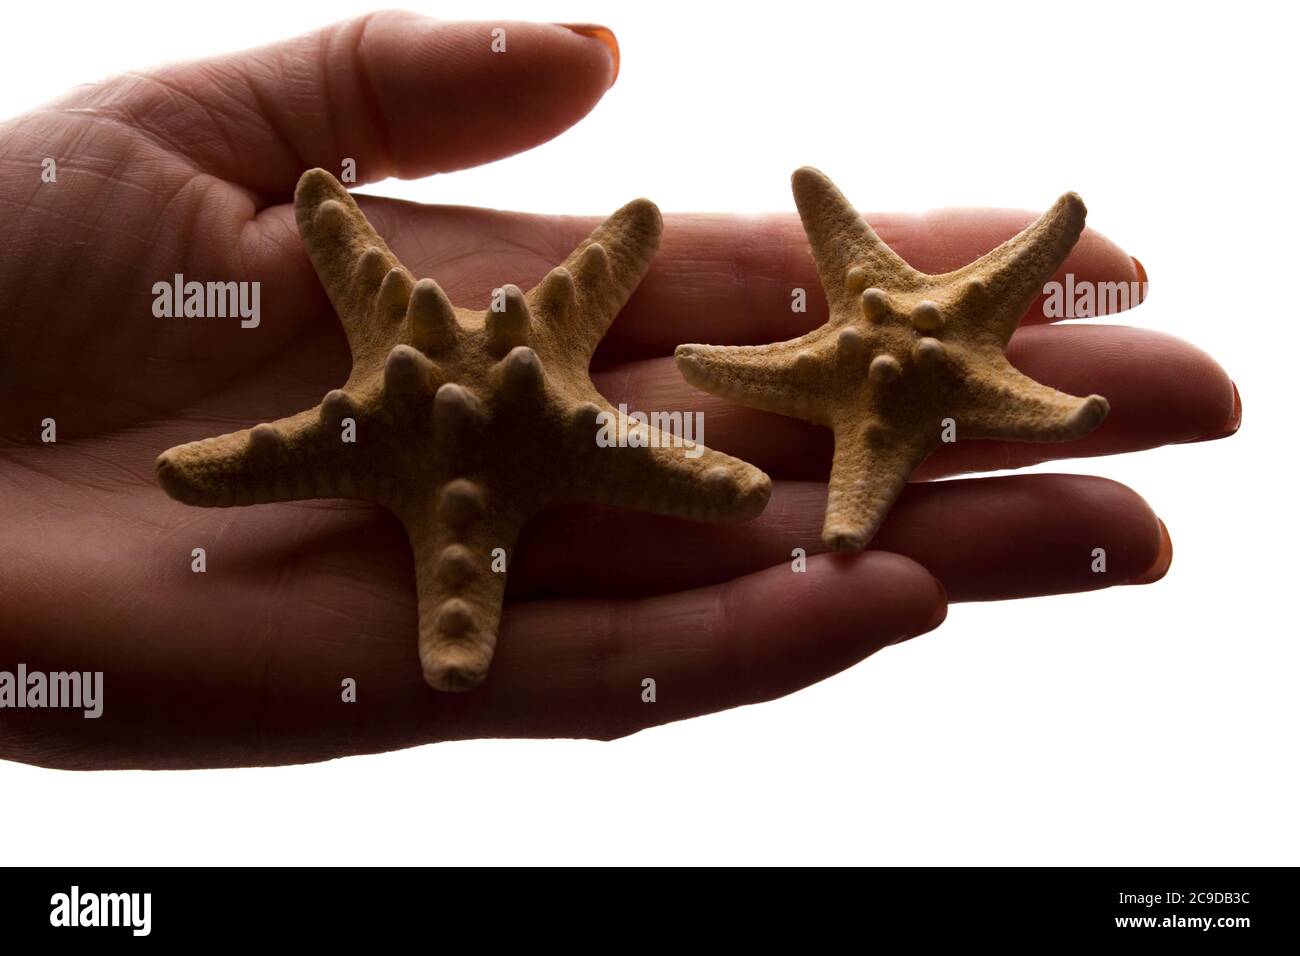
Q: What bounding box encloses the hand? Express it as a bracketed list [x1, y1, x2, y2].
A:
[0, 13, 1238, 769]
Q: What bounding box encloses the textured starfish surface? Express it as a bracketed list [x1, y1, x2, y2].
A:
[676, 167, 1109, 552]
[157, 169, 771, 692]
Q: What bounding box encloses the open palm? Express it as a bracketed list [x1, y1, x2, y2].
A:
[0, 13, 1237, 768]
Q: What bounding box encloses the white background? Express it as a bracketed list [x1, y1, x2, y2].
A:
[1, 0, 1292, 865]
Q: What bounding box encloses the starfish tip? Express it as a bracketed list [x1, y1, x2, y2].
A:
[673, 343, 703, 369]
[674, 346, 719, 390]
[154, 450, 189, 499]
[626, 195, 662, 219]
[735, 473, 773, 521]
[824, 527, 869, 553]
[293, 167, 347, 214]
[421, 651, 490, 694]
[1054, 191, 1088, 230]
[790, 166, 847, 214]
[1076, 394, 1110, 429]
[791, 165, 828, 187]
[156, 447, 226, 507]
[615, 197, 663, 238]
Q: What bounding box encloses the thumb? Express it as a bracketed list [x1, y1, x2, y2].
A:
[46, 12, 619, 197]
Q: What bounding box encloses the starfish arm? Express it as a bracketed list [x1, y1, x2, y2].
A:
[403, 503, 522, 692]
[528, 198, 662, 367]
[156, 404, 368, 506]
[675, 342, 827, 422]
[955, 357, 1109, 441]
[590, 441, 772, 523]
[947, 192, 1087, 345]
[548, 397, 769, 520]
[791, 166, 925, 308]
[294, 168, 422, 369]
[822, 424, 934, 552]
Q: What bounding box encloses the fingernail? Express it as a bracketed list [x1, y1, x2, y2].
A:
[557, 24, 620, 87]
[1188, 379, 1241, 444]
[1127, 518, 1173, 585]
[1219, 380, 1242, 437]
[1132, 256, 1148, 303]
[890, 577, 948, 644]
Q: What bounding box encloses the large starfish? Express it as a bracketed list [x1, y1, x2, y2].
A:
[676, 167, 1109, 552]
[156, 169, 771, 691]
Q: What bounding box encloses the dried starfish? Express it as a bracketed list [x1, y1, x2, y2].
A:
[676, 167, 1108, 552]
[156, 169, 770, 691]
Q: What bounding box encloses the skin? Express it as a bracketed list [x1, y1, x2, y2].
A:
[0, 14, 1239, 769]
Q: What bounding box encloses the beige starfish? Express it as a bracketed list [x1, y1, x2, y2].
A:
[676, 167, 1108, 552]
[156, 169, 771, 692]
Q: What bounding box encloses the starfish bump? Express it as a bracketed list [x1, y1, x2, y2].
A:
[676, 167, 1108, 553]
[156, 169, 771, 692]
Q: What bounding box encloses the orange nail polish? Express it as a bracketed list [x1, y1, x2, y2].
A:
[1221, 381, 1242, 437]
[557, 24, 620, 87]
[1132, 256, 1148, 304]
[1127, 518, 1173, 585]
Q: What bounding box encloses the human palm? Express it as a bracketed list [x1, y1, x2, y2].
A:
[0, 13, 1237, 768]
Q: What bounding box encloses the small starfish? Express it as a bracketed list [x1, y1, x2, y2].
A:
[676, 167, 1108, 552]
[157, 169, 770, 692]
